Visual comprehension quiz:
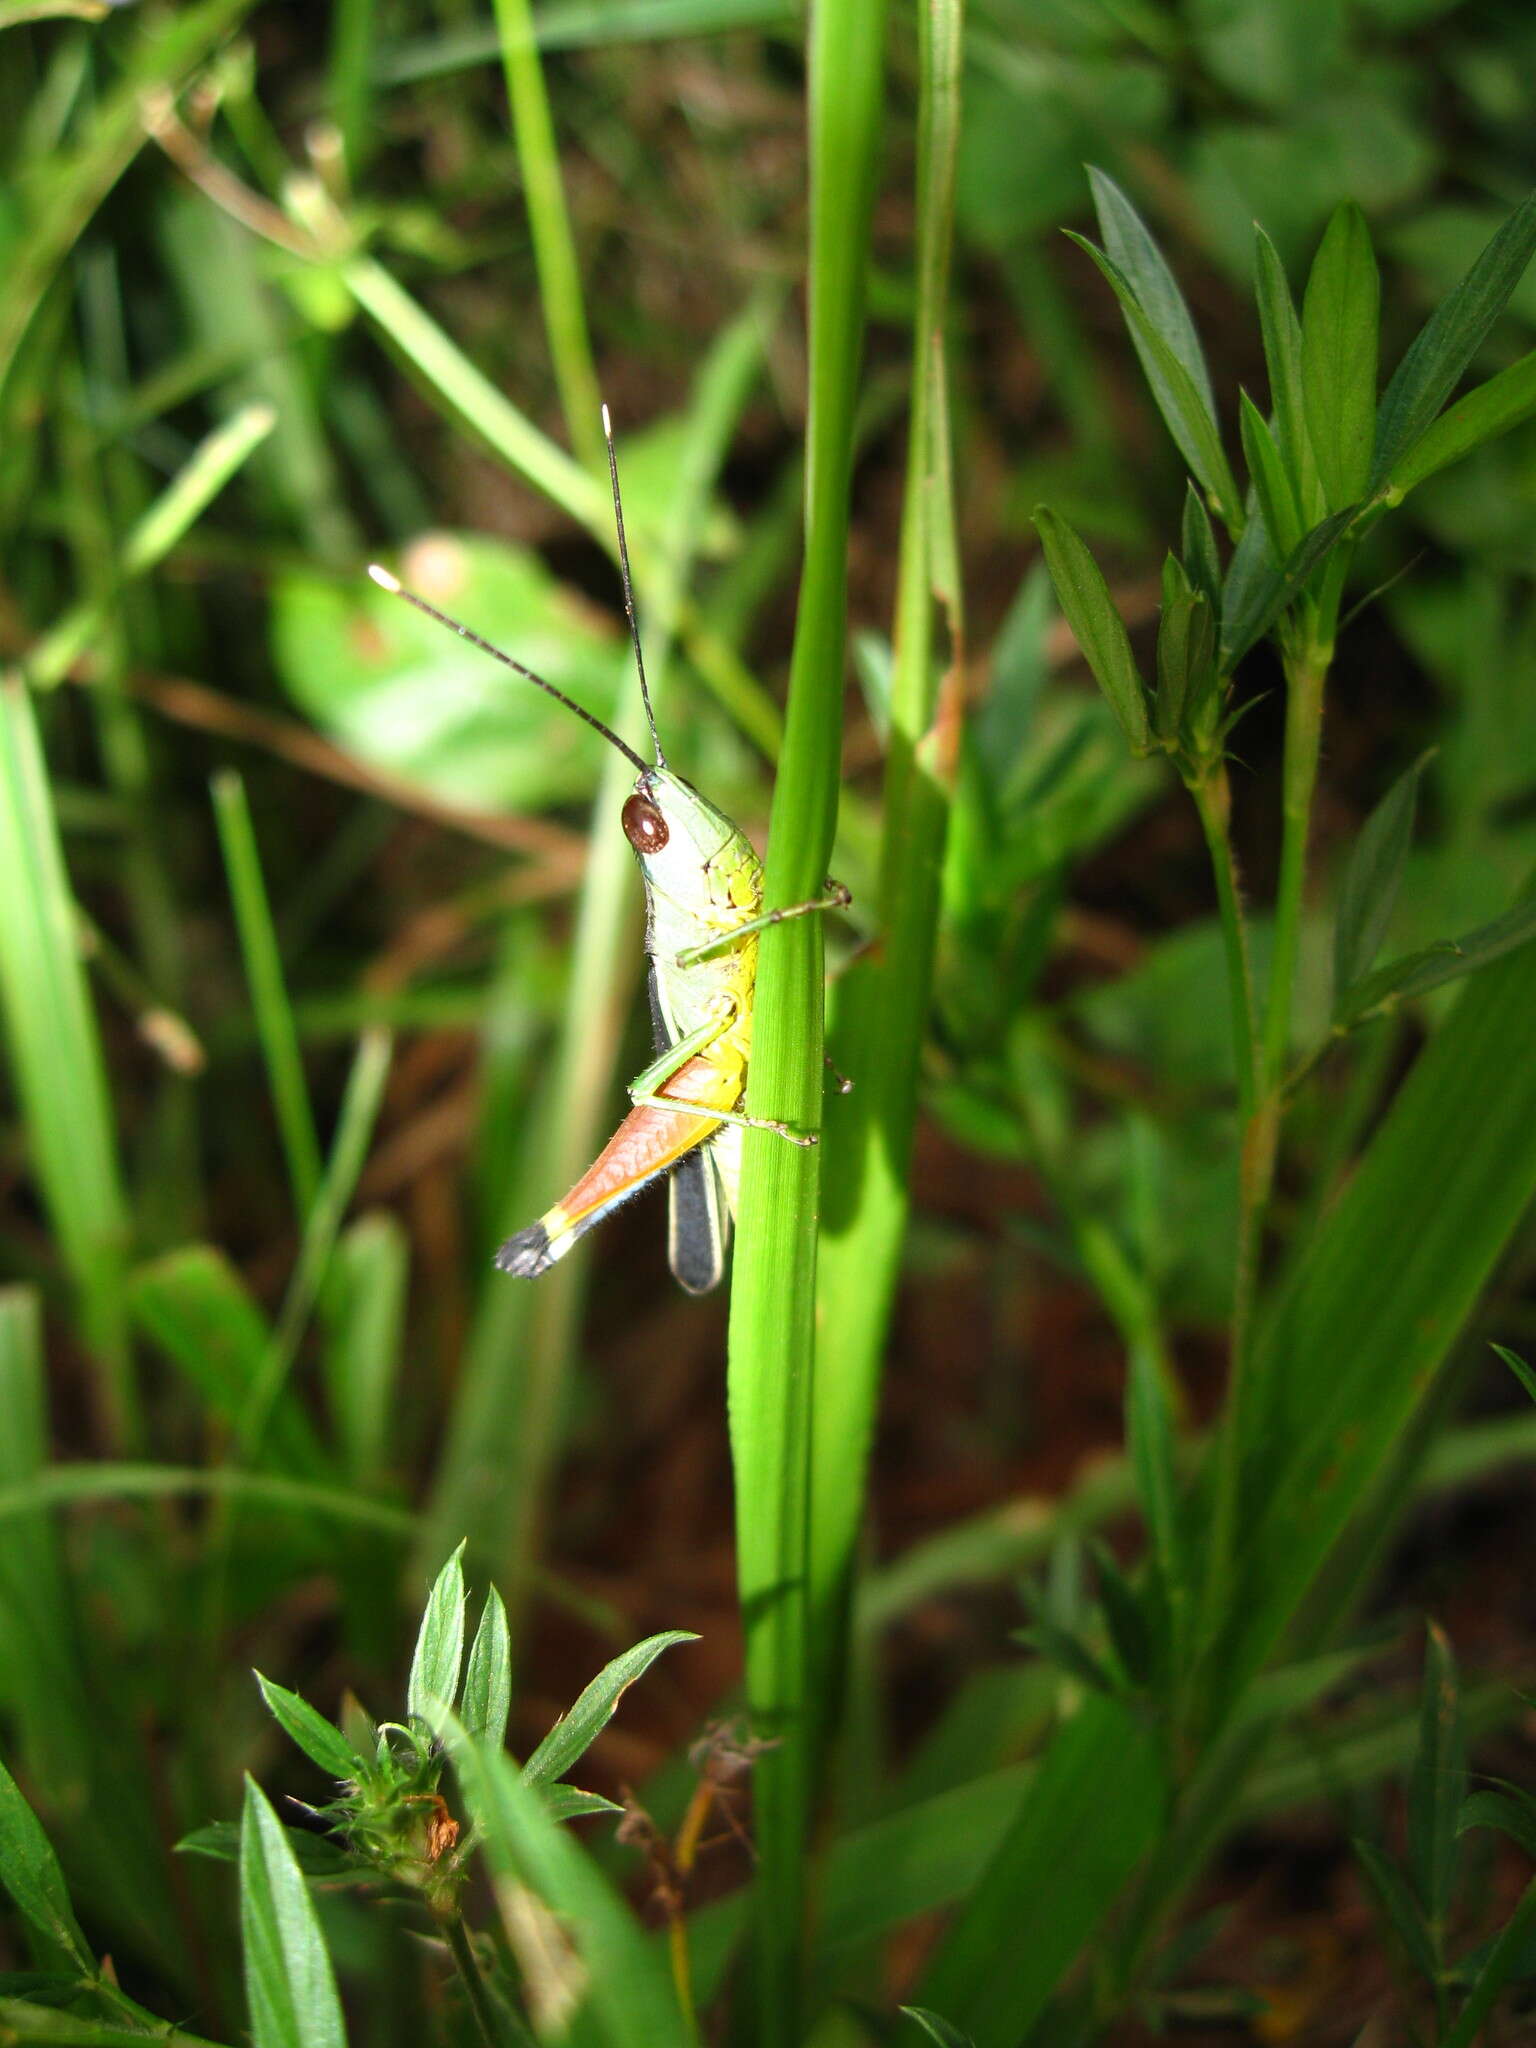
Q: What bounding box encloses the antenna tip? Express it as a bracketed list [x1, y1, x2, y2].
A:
[367, 563, 401, 594]
[601, 402, 612, 434]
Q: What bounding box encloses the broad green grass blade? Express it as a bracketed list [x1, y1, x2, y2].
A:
[423, 308, 768, 1599]
[0, 1464, 416, 1538]
[491, 0, 605, 470]
[0, 677, 134, 1440]
[130, 1246, 328, 1478]
[449, 1728, 688, 2048]
[323, 1212, 408, 1484]
[916, 1695, 1164, 2044]
[810, 0, 963, 1756]
[212, 770, 323, 1221]
[240, 1776, 348, 2048]
[725, 0, 888, 2036]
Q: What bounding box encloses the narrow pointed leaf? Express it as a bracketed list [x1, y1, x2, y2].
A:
[902, 2009, 974, 2048]
[461, 1588, 512, 1748]
[1033, 506, 1149, 751]
[407, 1541, 467, 1725]
[1332, 750, 1432, 1002]
[1437, 1871, 1536, 2048]
[1221, 506, 1358, 669]
[0, 1758, 90, 1972]
[1385, 347, 1536, 500]
[1181, 484, 1222, 613]
[1372, 192, 1536, 491]
[240, 1777, 347, 2048]
[542, 1785, 623, 1823]
[1336, 892, 1536, 1024]
[1354, 1835, 1438, 1983]
[1253, 225, 1322, 521]
[1302, 204, 1379, 511]
[1459, 1786, 1536, 1862]
[1066, 235, 1239, 522]
[1409, 1623, 1464, 1939]
[523, 1631, 696, 1787]
[254, 1674, 363, 1785]
[1239, 391, 1302, 558]
[1491, 1344, 1536, 1408]
[1088, 166, 1217, 422]
[1127, 1338, 1184, 1604]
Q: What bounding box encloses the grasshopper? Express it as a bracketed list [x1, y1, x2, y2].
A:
[367, 408, 849, 1293]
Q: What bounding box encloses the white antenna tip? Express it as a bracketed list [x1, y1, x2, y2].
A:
[367, 563, 401, 593]
[601, 402, 612, 433]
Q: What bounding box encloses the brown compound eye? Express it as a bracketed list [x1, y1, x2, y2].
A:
[622, 792, 669, 854]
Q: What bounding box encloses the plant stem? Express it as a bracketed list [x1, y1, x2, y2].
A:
[490, 0, 605, 471]
[1188, 762, 1261, 1125]
[1261, 649, 1329, 1088]
[442, 1911, 504, 2048]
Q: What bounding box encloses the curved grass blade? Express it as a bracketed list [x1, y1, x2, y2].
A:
[239, 1777, 347, 2048]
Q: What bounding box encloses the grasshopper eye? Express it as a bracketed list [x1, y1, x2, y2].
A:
[622, 793, 669, 854]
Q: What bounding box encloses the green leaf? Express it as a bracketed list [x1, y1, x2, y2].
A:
[1354, 1834, 1438, 1984]
[1238, 391, 1302, 558]
[1154, 559, 1215, 742]
[1384, 346, 1536, 500]
[1491, 1344, 1536, 1409]
[1065, 235, 1240, 523]
[542, 1785, 623, 1823]
[1459, 1785, 1536, 1863]
[1126, 1337, 1184, 1610]
[1301, 203, 1380, 511]
[1253, 225, 1322, 524]
[0, 1756, 90, 1973]
[407, 1542, 467, 1727]
[448, 1725, 688, 2047]
[901, 2008, 975, 2048]
[239, 1776, 347, 2048]
[523, 1631, 696, 1787]
[460, 1588, 512, 1749]
[1032, 506, 1149, 752]
[0, 2004, 229, 2047]
[1409, 1622, 1465, 1943]
[254, 1674, 363, 1785]
[1336, 892, 1536, 1025]
[323, 1213, 408, 1484]
[1087, 1538, 1152, 1690]
[1372, 192, 1536, 492]
[1438, 1871, 1536, 2048]
[1015, 1619, 1118, 1699]
[1332, 750, 1433, 1002]
[1180, 484, 1222, 614]
[1221, 506, 1358, 670]
[1087, 166, 1217, 427]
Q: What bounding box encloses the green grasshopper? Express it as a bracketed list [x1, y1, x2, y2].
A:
[367, 408, 848, 1293]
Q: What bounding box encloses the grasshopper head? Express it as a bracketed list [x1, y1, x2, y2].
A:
[621, 767, 739, 888]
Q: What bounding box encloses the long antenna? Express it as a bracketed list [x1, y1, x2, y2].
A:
[366, 563, 649, 776]
[602, 403, 667, 768]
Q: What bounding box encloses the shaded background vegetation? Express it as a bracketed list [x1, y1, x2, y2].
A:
[4, 0, 1536, 2042]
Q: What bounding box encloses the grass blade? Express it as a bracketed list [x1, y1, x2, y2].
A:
[1332, 749, 1431, 1000]
[212, 770, 323, 1221]
[0, 1753, 91, 1974]
[0, 678, 134, 1440]
[322, 1213, 408, 1484]
[724, 1, 888, 2036]
[811, 0, 963, 1754]
[1032, 507, 1149, 750]
[491, 0, 605, 470]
